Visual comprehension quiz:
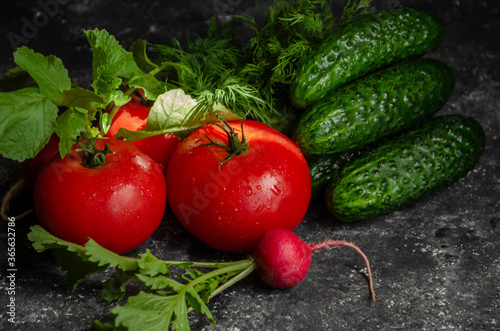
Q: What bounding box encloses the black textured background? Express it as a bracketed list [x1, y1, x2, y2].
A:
[1, 1, 499, 330]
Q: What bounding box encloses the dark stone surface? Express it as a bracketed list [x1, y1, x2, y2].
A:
[1, 0, 499, 330]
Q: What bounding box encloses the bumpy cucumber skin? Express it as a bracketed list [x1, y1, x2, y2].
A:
[292, 58, 455, 156]
[290, 7, 444, 109]
[325, 115, 486, 222]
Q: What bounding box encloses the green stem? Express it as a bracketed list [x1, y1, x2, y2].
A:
[179, 259, 255, 298]
[203, 114, 249, 170]
[210, 260, 256, 299]
[76, 138, 115, 169]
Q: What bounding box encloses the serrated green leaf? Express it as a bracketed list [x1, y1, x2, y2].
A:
[53, 248, 109, 290]
[185, 290, 215, 327]
[112, 292, 182, 331]
[0, 87, 58, 161]
[0, 66, 33, 91]
[56, 86, 106, 109]
[102, 269, 138, 302]
[128, 73, 166, 101]
[130, 39, 158, 73]
[146, 89, 199, 131]
[184, 268, 203, 280]
[13, 46, 71, 97]
[136, 274, 184, 292]
[28, 225, 84, 254]
[27, 225, 106, 289]
[55, 107, 88, 158]
[138, 250, 171, 277]
[171, 295, 190, 331]
[85, 28, 142, 104]
[110, 89, 132, 108]
[84, 239, 139, 271]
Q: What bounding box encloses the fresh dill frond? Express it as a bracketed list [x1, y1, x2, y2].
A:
[193, 71, 279, 124]
[238, 0, 336, 86]
[341, 0, 373, 25]
[144, 0, 373, 130]
[150, 15, 242, 91]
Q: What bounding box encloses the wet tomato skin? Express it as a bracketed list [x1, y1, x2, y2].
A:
[34, 139, 167, 254]
[166, 120, 311, 253]
[105, 101, 179, 173]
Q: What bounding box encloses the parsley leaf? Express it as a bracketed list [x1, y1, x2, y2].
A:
[27, 225, 256, 331]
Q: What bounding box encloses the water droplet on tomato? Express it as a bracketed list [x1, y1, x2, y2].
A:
[270, 185, 281, 196]
[245, 186, 253, 196]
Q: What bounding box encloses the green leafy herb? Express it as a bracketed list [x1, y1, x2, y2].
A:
[85, 28, 142, 107]
[148, 16, 277, 124]
[340, 0, 373, 24]
[28, 225, 256, 331]
[55, 107, 89, 157]
[0, 46, 73, 161]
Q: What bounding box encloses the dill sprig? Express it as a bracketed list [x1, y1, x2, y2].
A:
[150, 16, 278, 123]
[148, 0, 373, 130]
[238, 0, 336, 86]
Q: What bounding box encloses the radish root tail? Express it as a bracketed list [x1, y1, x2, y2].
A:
[310, 240, 378, 302]
[1, 178, 32, 221]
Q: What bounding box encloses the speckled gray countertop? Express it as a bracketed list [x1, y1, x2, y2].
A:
[0, 1, 499, 330]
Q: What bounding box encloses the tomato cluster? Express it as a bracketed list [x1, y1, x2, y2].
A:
[28, 97, 312, 254]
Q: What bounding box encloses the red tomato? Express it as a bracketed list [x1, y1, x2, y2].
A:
[34, 139, 167, 254]
[105, 101, 179, 173]
[21, 134, 60, 188]
[166, 120, 311, 253]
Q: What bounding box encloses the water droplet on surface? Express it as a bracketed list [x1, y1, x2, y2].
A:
[245, 186, 253, 196]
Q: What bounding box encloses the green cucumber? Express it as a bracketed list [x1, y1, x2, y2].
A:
[308, 147, 369, 200]
[291, 7, 444, 109]
[292, 58, 455, 156]
[325, 115, 486, 222]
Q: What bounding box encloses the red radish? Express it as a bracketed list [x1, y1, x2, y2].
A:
[253, 228, 377, 302]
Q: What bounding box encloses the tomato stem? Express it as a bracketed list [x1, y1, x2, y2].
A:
[76, 138, 115, 169]
[203, 114, 249, 170]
